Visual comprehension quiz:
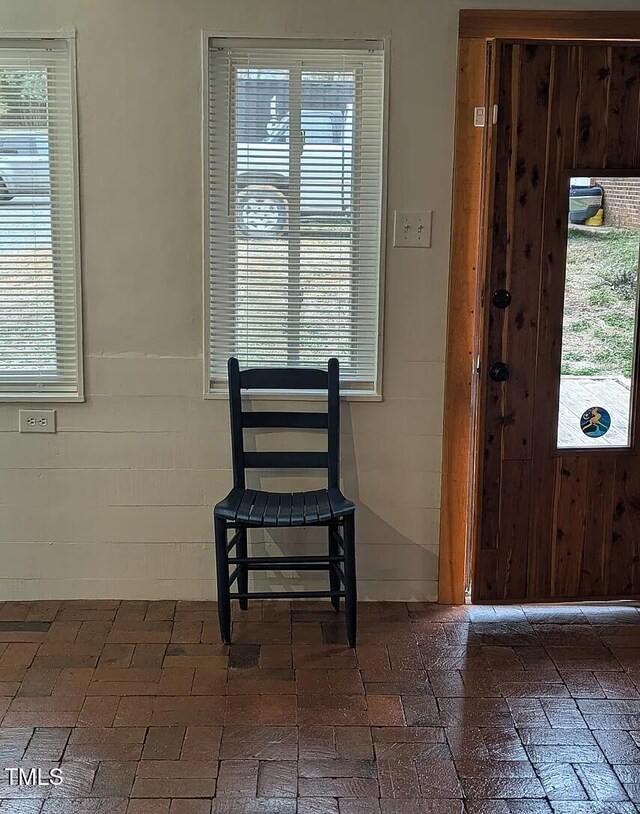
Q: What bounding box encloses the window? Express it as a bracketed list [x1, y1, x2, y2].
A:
[0, 38, 82, 400]
[206, 39, 386, 395]
[557, 175, 640, 448]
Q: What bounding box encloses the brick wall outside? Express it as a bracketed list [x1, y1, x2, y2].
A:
[595, 177, 640, 229]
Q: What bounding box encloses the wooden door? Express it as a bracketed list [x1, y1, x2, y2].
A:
[474, 40, 640, 601]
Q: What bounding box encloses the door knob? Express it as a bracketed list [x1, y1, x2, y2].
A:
[492, 289, 512, 308]
[489, 362, 510, 382]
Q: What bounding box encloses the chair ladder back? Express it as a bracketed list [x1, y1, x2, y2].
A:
[327, 357, 340, 489]
[227, 357, 246, 489]
[226, 357, 340, 489]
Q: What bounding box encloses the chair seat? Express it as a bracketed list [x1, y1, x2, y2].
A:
[215, 487, 355, 527]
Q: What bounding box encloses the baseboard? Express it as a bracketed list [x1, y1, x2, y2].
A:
[0, 577, 438, 602]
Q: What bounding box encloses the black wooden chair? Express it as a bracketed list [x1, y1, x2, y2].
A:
[213, 357, 357, 646]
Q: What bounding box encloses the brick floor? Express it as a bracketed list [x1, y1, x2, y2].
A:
[0, 601, 638, 813]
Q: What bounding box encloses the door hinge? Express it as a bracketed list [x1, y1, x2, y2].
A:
[474, 354, 481, 375]
[492, 103, 499, 124]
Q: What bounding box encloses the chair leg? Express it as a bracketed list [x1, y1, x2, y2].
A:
[343, 513, 357, 648]
[237, 527, 249, 610]
[328, 524, 340, 612]
[214, 514, 231, 644]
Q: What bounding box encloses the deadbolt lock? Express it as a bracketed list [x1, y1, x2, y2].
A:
[488, 362, 510, 382]
[492, 289, 512, 308]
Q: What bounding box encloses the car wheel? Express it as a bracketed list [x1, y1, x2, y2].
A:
[0, 176, 12, 203]
[237, 184, 288, 237]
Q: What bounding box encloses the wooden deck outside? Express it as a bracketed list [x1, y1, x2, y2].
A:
[558, 375, 631, 447]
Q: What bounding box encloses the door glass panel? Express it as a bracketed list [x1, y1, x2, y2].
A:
[557, 176, 640, 448]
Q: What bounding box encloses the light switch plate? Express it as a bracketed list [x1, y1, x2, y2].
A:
[393, 210, 432, 248]
[19, 409, 56, 433]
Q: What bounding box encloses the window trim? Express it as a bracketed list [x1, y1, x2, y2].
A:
[0, 31, 84, 402]
[201, 33, 389, 401]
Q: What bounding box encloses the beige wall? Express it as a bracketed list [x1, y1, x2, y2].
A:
[2, 0, 638, 601]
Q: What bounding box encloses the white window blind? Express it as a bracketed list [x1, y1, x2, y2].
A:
[0, 39, 82, 400]
[206, 39, 385, 394]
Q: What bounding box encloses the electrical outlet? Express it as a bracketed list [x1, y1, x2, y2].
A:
[19, 410, 56, 433]
[393, 210, 432, 248]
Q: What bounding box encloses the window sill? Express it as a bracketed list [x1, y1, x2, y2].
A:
[0, 393, 84, 403]
[205, 388, 382, 402]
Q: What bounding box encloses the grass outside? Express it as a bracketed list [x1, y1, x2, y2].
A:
[233, 226, 362, 368]
[562, 226, 640, 379]
[0, 249, 56, 371]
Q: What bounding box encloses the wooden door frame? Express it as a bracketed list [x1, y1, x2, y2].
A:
[438, 9, 640, 604]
